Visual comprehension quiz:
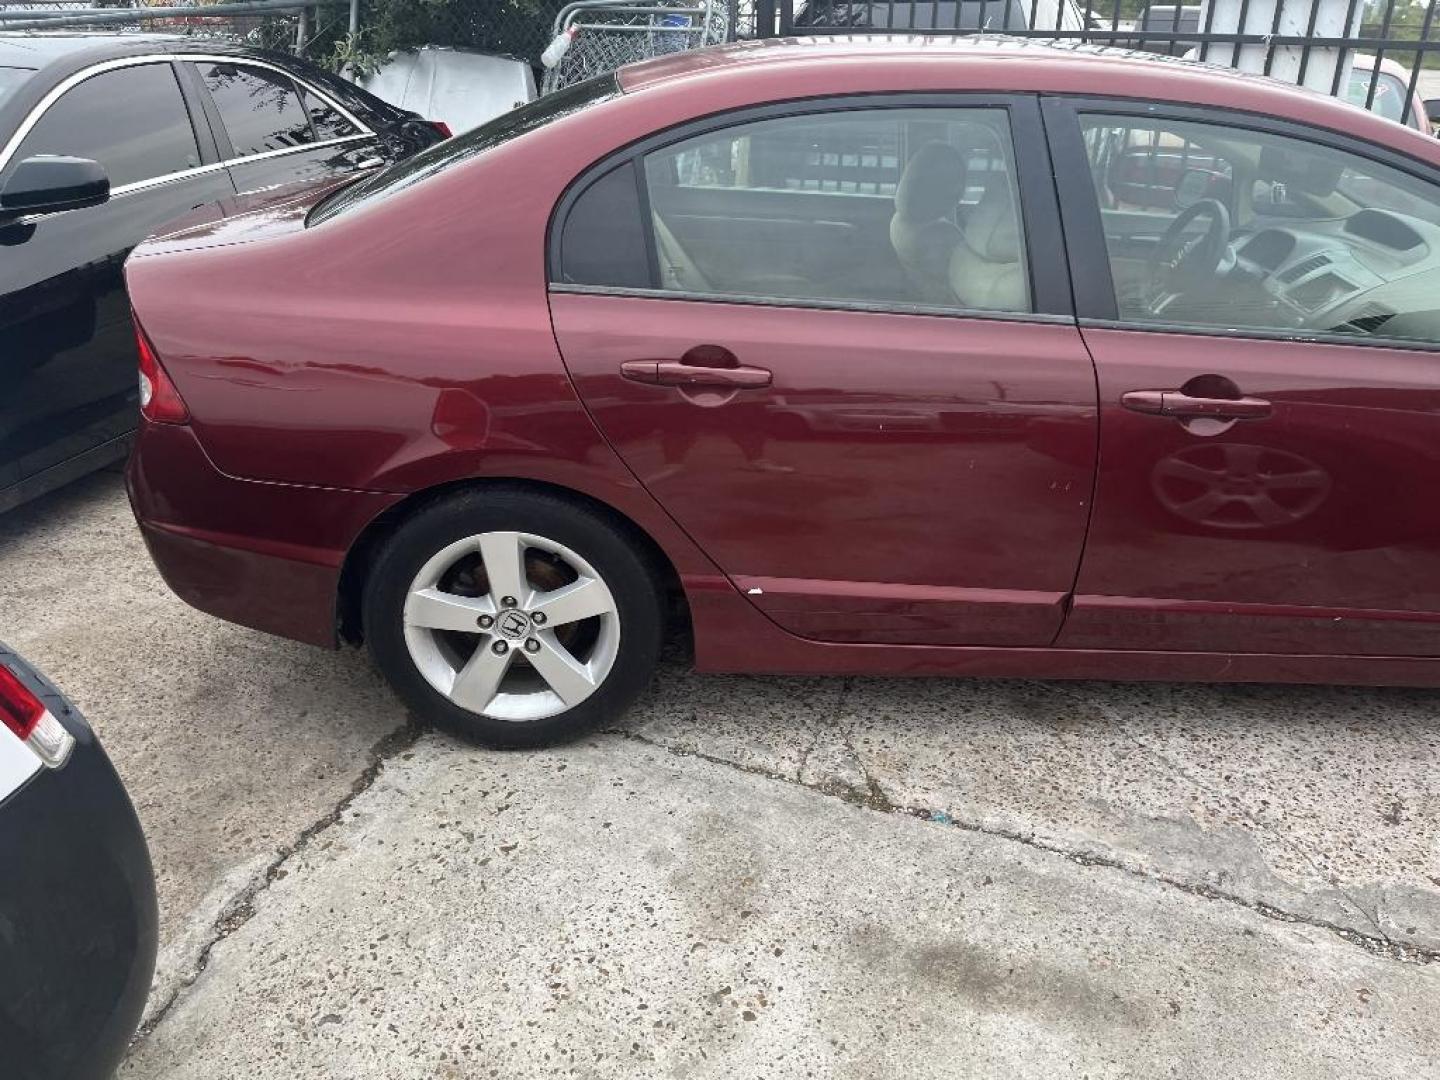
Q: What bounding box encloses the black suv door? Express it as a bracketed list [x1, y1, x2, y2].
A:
[185, 60, 386, 194]
[0, 60, 234, 507]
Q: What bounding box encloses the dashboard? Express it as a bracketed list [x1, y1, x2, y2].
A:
[1230, 208, 1440, 337]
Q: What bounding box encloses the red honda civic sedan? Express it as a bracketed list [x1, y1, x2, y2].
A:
[125, 37, 1440, 746]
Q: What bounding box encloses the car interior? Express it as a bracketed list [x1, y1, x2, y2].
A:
[1084, 116, 1440, 344]
[642, 109, 1031, 313]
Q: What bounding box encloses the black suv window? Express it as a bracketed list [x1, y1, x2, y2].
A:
[198, 63, 315, 158]
[14, 63, 199, 188]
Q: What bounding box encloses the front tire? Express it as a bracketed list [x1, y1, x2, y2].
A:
[363, 489, 664, 748]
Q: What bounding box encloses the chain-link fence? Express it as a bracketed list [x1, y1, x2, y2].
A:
[539, 0, 733, 92]
[350, 0, 569, 67]
[0, 0, 353, 57]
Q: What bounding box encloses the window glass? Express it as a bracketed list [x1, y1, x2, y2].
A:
[0, 66, 32, 109]
[558, 161, 650, 288]
[199, 63, 314, 158]
[1345, 68, 1407, 124]
[639, 107, 1030, 312]
[13, 63, 199, 188]
[301, 87, 360, 141]
[1081, 113, 1440, 345]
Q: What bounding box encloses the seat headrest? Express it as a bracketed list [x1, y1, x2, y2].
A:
[893, 141, 966, 223]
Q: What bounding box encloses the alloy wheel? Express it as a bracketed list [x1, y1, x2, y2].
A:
[401, 530, 620, 722]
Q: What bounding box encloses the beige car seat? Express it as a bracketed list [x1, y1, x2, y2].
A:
[890, 136, 1028, 311]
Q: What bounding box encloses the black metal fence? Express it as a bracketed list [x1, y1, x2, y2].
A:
[747, 0, 1440, 126]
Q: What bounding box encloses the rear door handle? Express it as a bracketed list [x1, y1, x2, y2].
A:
[1122, 390, 1272, 420]
[621, 358, 772, 389]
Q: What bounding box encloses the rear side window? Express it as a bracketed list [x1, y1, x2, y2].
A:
[12, 62, 199, 188]
[198, 63, 314, 158]
[557, 161, 651, 288]
[633, 106, 1031, 312]
[302, 87, 361, 141]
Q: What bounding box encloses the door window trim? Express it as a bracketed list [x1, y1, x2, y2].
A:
[547, 92, 1075, 322]
[0, 53, 374, 200]
[1043, 94, 1440, 353]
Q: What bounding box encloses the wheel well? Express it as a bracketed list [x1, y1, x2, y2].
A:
[336, 478, 689, 646]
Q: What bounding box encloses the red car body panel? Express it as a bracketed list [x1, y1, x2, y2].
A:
[551, 291, 1096, 646]
[1059, 327, 1440, 657]
[127, 422, 400, 646]
[123, 37, 1440, 684]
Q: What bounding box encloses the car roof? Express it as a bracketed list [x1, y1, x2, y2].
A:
[0, 31, 251, 70]
[620, 35, 1283, 93]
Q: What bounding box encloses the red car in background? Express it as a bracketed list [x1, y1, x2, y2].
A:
[126, 37, 1440, 747]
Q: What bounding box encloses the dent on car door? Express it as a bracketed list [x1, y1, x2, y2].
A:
[190, 61, 379, 194]
[549, 99, 1100, 646]
[1047, 98, 1440, 656]
[0, 61, 232, 497]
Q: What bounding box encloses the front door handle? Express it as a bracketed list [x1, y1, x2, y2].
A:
[621, 357, 772, 389]
[1122, 389, 1272, 420]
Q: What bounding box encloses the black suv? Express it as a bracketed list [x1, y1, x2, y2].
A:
[0, 33, 445, 511]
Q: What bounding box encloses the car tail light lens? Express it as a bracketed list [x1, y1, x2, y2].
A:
[0, 665, 72, 768]
[429, 120, 452, 139]
[135, 319, 189, 424]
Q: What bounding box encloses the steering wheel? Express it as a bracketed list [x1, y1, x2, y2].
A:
[1148, 198, 1233, 308]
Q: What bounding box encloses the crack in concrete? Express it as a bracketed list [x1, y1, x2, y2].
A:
[1122, 726, 1396, 947]
[130, 720, 423, 1049]
[1067, 689, 1402, 950]
[607, 727, 1440, 967]
[792, 681, 839, 785]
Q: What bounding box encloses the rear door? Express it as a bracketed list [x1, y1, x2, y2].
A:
[185, 59, 382, 194]
[0, 59, 232, 502]
[549, 96, 1099, 646]
[1046, 98, 1440, 656]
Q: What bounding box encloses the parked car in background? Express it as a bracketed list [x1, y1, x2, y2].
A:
[126, 38, 1440, 750]
[1346, 53, 1429, 133]
[360, 45, 534, 136]
[0, 32, 447, 513]
[1, 643, 156, 1080]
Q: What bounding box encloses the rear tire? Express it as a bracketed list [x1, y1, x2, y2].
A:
[363, 489, 664, 748]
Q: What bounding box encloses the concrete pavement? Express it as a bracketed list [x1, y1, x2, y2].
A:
[1, 471, 1437, 1077]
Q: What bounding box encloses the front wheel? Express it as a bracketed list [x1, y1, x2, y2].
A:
[363, 489, 664, 748]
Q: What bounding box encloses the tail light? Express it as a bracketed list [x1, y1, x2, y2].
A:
[0, 664, 73, 768]
[429, 120, 452, 139]
[135, 318, 189, 424]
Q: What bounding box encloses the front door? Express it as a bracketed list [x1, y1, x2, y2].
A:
[550, 98, 1098, 646]
[1048, 101, 1440, 656]
[0, 60, 232, 500]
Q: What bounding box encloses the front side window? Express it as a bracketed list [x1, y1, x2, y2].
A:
[1081, 112, 1440, 345]
[635, 106, 1031, 313]
[199, 63, 314, 158]
[12, 63, 199, 188]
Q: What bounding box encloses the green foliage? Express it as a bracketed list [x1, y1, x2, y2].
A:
[317, 0, 567, 74]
